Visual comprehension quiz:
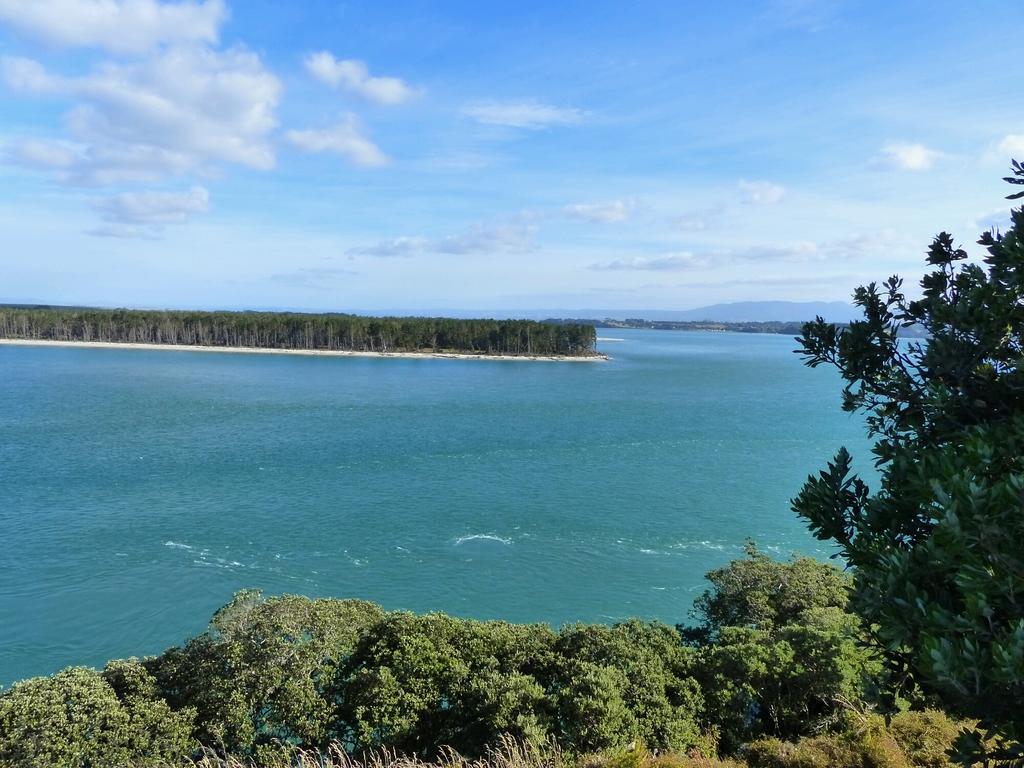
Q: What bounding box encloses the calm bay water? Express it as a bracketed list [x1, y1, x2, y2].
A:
[0, 330, 871, 685]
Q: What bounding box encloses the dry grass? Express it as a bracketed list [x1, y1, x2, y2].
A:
[179, 736, 566, 768]
[172, 737, 742, 768]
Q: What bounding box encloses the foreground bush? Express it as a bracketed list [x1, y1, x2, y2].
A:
[0, 552, 964, 767]
[683, 547, 879, 752]
[794, 163, 1024, 761]
[745, 710, 966, 768]
[0, 664, 195, 768]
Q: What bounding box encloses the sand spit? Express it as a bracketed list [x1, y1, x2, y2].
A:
[0, 338, 610, 362]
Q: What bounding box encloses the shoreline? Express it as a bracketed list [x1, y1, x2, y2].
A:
[0, 338, 609, 362]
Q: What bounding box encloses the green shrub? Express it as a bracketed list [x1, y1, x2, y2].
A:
[148, 591, 385, 755]
[695, 608, 878, 751]
[745, 729, 908, 768]
[0, 665, 194, 768]
[687, 545, 852, 641]
[793, 164, 1024, 760]
[742, 710, 969, 768]
[331, 612, 556, 756]
[552, 621, 704, 754]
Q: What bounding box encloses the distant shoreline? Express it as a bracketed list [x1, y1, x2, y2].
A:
[0, 338, 610, 362]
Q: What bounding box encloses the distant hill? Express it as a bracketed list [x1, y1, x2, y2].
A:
[643, 301, 858, 323]
[341, 302, 859, 323]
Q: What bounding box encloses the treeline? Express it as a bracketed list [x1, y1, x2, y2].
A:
[0, 549, 972, 768]
[0, 306, 598, 357]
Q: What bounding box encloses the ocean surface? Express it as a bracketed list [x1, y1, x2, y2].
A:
[0, 329, 872, 686]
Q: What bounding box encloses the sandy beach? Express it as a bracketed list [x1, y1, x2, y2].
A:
[0, 338, 609, 362]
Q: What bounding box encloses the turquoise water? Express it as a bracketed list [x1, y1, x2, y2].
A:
[0, 330, 871, 686]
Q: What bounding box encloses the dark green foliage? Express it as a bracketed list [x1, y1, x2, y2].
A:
[0, 561, 961, 766]
[793, 164, 1024, 762]
[683, 548, 878, 752]
[0, 665, 195, 768]
[550, 621, 704, 754]
[12, 592, 701, 762]
[0, 306, 597, 356]
[687, 543, 852, 640]
[148, 591, 386, 759]
[333, 614, 704, 757]
[331, 612, 558, 756]
[695, 608, 879, 753]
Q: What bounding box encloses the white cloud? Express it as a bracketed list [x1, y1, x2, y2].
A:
[738, 179, 786, 204]
[286, 116, 389, 168]
[674, 206, 723, 231]
[591, 253, 709, 271]
[347, 236, 429, 258]
[877, 141, 942, 171]
[1, 56, 62, 92]
[349, 223, 537, 257]
[699, 231, 898, 265]
[997, 135, 1024, 158]
[729, 241, 822, 262]
[2, 48, 281, 183]
[94, 185, 209, 225]
[563, 200, 632, 223]
[462, 100, 584, 129]
[6, 137, 80, 169]
[434, 224, 536, 255]
[590, 232, 892, 273]
[303, 52, 415, 106]
[0, 0, 227, 55]
[971, 208, 1011, 233]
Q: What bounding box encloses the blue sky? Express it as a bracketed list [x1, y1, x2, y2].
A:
[1, 0, 1021, 313]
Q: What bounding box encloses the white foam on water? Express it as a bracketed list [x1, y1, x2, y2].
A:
[670, 540, 729, 552]
[164, 541, 192, 550]
[454, 534, 512, 546]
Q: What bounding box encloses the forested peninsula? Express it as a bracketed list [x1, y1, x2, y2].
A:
[0, 306, 599, 359]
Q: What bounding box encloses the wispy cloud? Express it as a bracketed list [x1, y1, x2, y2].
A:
[89, 185, 210, 238]
[590, 231, 897, 273]
[562, 200, 632, 223]
[303, 52, 416, 106]
[0, 0, 226, 55]
[590, 253, 709, 271]
[674, 206, 723, 231]
[738, 179, 786, 204]
[997, 135, 1024, 158]
[286, 116, 389, 167]
[462, 100, 584, 129]
[349, 223, 537, 257]
[876, 141, 942, 171]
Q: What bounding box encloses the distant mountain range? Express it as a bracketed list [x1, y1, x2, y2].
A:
[623, 301, 859, 323]
[414, 302, 859, 323]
